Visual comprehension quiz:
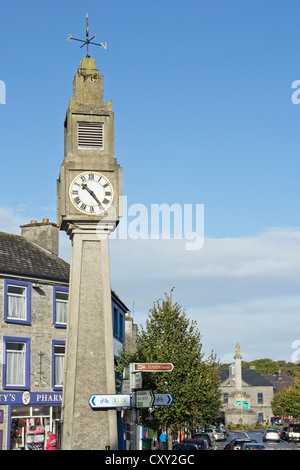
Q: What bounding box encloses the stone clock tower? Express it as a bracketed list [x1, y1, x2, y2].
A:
[57, 57, 122, 450]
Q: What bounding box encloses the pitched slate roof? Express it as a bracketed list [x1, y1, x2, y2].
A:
[263, 374, 295, 393]
[0, 232, 69, 283]
[220, 369, 273, 387]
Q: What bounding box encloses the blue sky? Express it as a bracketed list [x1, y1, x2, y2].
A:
[1, 1, 300, 362]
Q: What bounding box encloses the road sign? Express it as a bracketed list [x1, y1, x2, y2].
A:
[234, 400, 249, 409]
[133, 372, 143, 389]
[153, 393, 173, 407]
[136, 390, 154, 408]
[134, 363, 174, 372]
[121, 379, 130, 394]
[89, 394, 131, 409]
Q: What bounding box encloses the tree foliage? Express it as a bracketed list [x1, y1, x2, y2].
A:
[116, 291, 222, 433]
[221, 358, 300, 378]
[271, 379, 300, 418]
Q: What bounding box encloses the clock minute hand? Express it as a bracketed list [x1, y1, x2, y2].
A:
[82, 183, 102, 206]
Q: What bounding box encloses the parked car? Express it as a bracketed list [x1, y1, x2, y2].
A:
[204, 427, 215, 439]
[224, 438, 257, 450]
[192, 433, 213, 448]
[240, 442, 266, 450]
[212, 428, 225, 441]
[173, 443, 198, 450]
[182, 439, 211, 450]
[263, 429, 280, 442]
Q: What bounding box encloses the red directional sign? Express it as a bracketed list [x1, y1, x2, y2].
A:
[134, 363, 174, 372]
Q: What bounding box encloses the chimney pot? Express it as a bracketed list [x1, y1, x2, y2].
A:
[43, 218, 49, 223]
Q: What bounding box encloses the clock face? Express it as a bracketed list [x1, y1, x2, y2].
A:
[69, 172, 114, 215]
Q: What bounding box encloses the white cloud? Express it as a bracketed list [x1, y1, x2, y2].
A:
[0, 206, 27, 234]
[109, 227, 300, 362]
[0, 205, 297, 363]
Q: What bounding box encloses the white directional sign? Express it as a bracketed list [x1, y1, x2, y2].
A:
[136, 390, 154, 408]
[89, 394, 131, 409]
[153, 393, 173, 407]
[133, 372, 143, 389]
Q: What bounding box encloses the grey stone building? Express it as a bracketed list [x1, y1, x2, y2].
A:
[0, 220, 128, 450]
[219, 344, 274, 426]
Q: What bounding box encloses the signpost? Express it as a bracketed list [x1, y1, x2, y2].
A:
[136, 390, 154, 408]
[89, 394, 131, 409]
[129, 363, 174, 450]
[153, 393, 173, 407]
[134, 363, 174, 372]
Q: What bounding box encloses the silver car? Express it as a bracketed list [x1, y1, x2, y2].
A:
[212, 428, 225, 441]
[263, 429, 280, 442]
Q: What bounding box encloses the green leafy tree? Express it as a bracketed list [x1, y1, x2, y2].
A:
[271, 381, 300, 418]
[117, 291, 222, 438]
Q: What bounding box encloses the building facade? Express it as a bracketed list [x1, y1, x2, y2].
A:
[0, 220, 128, 450]
[219, 344, 274, 426]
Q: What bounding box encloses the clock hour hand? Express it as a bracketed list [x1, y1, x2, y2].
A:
[82, 183, 102, 206]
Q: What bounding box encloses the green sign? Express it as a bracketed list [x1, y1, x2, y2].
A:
[234, 400, 249, 409]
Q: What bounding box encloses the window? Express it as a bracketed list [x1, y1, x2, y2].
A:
[119, 312, 124, 341]
[223, 393, 229, 404]
[112, 305, 125, 342]
[113, 307, 118, 337]
[3, 337, 30, 390]
[77, 121, 104, 149]
[52, 341, 65, 390]
[4, 280, 31, 325]
[53, 287, 68, 327]
[257, 393, 263, 404]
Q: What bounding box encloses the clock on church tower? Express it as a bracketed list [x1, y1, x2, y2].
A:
[57, 57, 122, 450]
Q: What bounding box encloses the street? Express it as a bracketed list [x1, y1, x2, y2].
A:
[214, 430, 299, 450]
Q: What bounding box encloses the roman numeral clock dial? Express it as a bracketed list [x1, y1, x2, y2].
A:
[69, 172, 113, 215]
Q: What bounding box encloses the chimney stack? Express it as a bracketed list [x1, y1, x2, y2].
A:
[20, 219, 59, 256]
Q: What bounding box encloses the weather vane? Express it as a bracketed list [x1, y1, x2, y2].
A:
[68, 13, 107, 58]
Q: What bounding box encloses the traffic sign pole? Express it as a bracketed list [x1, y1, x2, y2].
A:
[129, 363, 138, 451]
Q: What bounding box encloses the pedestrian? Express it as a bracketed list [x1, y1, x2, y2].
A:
[159, 430, 167, 450]
[45, 431, 57, 450]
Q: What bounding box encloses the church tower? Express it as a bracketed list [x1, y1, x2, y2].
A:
[57, 56, 122, 449]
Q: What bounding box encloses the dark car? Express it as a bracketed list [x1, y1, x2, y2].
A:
[280, 426, 289, 440]
[240, 443, 266, 450]
[224, 438, 257, 450]
[182, 439, 210, 450]
[192, 433, 213, 448]
[173, 443, 198, 450]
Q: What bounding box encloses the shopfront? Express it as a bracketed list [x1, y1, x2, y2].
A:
[0, 391, 62, 450]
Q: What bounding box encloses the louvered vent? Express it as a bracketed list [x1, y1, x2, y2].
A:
[77, 121, 104, 149]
